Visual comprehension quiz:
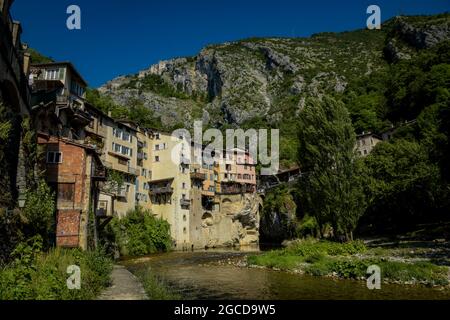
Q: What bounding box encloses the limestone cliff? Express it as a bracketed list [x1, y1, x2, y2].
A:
[191, 193, 263, 249]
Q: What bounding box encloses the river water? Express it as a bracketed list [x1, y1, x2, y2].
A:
[124, 248, 450, 300]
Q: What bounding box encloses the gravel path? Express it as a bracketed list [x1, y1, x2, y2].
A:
[98, 265, 148, 300]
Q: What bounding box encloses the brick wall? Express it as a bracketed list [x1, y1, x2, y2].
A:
[38, 135, 91, 249]
[56, 209, 81, 247]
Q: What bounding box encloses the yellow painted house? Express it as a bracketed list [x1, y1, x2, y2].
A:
[147, 131, 191, 250]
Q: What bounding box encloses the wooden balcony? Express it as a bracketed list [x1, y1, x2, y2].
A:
[149, 186, 173, 194]
[190, 172, 206, 181]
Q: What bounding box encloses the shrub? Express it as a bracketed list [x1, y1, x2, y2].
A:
[22, 180, 55, 247]
[0, 237, 113, 300]
[108, 207, 172, 257]
[287, 239, 367, 258]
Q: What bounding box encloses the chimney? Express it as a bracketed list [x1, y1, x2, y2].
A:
[12, 20, 22, 47]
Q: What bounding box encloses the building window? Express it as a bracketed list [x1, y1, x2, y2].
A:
[182, 182, 186, 189]
[45, 69, 59, 80]
[114, 128, 123, 139]
[122, 131, 131, 142]
[155, 156, 160, 162]
[57, 183, 75, 202]
[47, 151, 62, 164]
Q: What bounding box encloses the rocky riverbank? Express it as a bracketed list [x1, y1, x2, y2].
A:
[208, 239, 450, 288]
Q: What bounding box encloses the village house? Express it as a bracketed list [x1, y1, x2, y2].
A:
[146, 130, 191, 250]
[355, 132, 382, 157]
[99, 118, 139, 218]
[30, 61, 107, 249]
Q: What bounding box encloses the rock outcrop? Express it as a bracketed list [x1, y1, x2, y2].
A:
[98, 28, 388, 127]
[192, 193, 262, 249]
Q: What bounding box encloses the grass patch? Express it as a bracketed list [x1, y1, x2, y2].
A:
[247, 251, 304, 270]
[248, 239, 449, 286]
[285, 239, 367, 257]
[134, 268, 180, 300]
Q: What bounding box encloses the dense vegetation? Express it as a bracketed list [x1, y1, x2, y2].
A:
[86, 89, 165, 130]
[0, 236, 112, 300]
[248, 239, 449, 286]
[103, 207, 172, 257]
[267, 34, 450, 239]
[297, 96, 368, 241]
[27, 48, 54, 64]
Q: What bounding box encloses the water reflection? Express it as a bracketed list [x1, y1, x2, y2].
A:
[125, 250, 450, 300]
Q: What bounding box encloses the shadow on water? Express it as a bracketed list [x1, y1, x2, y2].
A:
[123, 246, 450, 300]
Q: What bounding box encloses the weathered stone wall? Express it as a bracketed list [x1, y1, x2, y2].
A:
[190, 193, 262, 249]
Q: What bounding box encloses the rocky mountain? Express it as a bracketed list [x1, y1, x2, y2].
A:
[99, 26, 388, 127]
[98, 13, 449, 164]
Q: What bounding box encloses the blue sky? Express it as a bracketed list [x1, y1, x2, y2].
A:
[11, 0, 449, 87]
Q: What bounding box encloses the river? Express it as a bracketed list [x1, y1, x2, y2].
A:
[123, 248, 450, 300]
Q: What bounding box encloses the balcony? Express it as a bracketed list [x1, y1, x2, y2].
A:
[190, 172, 206, 181]
[219, 182, 244, 195]
[128, 167, 138, 176]
[137, 152, 145, 160]
[180, 198, 191, 208]
[149, 186, 174, 194]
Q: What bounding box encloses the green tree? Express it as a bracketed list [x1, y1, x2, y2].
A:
[363, 139, 443, 232]
[22, 180, 55, 247]
[106, 207, 172, 256]
[298, 96, 367, 241]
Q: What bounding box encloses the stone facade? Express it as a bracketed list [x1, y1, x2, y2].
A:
[0, 0, 31, 209]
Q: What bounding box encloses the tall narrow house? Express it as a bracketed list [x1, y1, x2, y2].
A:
[30, 62, 106, 250]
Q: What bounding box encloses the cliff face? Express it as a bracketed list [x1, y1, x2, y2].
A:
[99, 29, 388, 127]
[384, 14, 450, 62]
[99, 14, 449, 130]
[189, 193, 262, 249]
